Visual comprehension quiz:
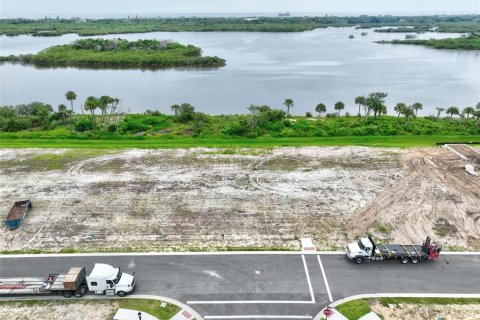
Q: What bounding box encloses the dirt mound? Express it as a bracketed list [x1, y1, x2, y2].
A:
[349, 148, 480, 249]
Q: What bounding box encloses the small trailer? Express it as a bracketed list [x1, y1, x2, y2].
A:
[346, 235, 442, 264]
[3, 200, 32, 230]
[0, 263, 135, 298]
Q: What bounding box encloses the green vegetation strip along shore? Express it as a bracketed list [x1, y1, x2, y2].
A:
[1, 15, 479, 36]
[0, 299, 180, 320]
[336, 298, 480, 320]
[0, 38, 225, 68]
[377, 34, 480, 50]
[1, 135, 480, 149]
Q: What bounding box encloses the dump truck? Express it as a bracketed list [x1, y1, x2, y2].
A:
[0, 263, 135, 297]
[346, 235, 442, 264]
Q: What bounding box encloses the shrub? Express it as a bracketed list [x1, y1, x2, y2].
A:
[75, 119, 94, 132]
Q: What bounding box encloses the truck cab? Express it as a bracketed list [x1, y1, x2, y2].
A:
[86, 263, 135, 297]
[346, 237, 374, 263]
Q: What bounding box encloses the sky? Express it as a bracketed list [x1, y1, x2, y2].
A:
[1, 0, 479, 18]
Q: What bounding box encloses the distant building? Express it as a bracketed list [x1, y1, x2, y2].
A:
[278, 12, 290, 17]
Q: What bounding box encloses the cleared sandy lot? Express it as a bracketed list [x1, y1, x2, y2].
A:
[0, 147, 401, 252]
[1, 146, 479, 252]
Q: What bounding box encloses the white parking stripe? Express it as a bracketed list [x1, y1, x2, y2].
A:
[204, 316, 312, 319]
[317, 255, 333, 302]
[302, 254, 316, 303]
[187, 300, 315, 304]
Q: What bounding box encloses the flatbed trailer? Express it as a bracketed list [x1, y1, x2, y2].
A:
[346, 235, 442, 264]
[0, 267, 87, 298]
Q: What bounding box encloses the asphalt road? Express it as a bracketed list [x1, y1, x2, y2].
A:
[1, 253, 480, 319]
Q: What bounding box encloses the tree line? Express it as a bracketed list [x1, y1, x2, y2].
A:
[1, 15, 479, 37]
[281, 93, 480, 123]
[1, 90, 479, 138]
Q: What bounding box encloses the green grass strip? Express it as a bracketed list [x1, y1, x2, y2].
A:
[1, 135, 480, 149]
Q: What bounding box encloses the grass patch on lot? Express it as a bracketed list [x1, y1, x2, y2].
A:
[1, 135, 479, 149]
[336, 299, 372, 320]
[119, 299, 180, 320]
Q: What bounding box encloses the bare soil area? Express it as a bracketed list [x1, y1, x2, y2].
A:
[0, 301, 118, 320]
[0, 147, 401, 252]
[371, 301, 480, 320]
[350, 147, 480, 249]
[1, 146, 479, 252]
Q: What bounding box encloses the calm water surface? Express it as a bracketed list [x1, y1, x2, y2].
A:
[0, 27, 479, 115]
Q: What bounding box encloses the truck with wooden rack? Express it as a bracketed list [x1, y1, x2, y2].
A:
[346, 235, 442, 264]
[0, 263, 135, 297]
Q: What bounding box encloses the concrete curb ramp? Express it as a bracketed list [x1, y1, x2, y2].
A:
[114, 308, 158, 320]
[313, 293, 480, 320]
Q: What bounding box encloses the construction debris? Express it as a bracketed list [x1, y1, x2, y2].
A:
[465, 165, 479, 176]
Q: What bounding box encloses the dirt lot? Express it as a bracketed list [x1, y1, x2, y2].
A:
[0, 147, 401, 252]
[0, 146, 479, 252]
[371, 301, 480, 320]
[0, 301, 117, 320]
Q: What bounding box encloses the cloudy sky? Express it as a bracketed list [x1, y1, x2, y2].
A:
[1, 0, 479, 17]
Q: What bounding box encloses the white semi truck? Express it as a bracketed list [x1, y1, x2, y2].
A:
[346, 235, 442, 264]
[0, 263, 135, 297]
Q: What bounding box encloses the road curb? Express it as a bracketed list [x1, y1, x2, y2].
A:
[313, 293, 480, 320]
[2, 251, 480, 258]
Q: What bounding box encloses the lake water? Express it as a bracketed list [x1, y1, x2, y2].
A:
[0, 27, 479, 115]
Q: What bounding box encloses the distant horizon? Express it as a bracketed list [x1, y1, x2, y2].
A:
[2, 11, 479, 19]
[1, 0, 479, 18]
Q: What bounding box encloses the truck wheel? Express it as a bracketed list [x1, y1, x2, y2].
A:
[62, 290, 73, 298]
[410, 257, 419, 264]
[74, 290, 84, 298]
[117, 291, 126, 297]
[354, 257, 364, 264]
[400, 256, 409, 264]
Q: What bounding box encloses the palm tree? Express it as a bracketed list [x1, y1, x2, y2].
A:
[394, 103, 407, 118]
[446, 106, 459, 120]
[315, 103, 327, 118]
[354, 96, 366, 117]
[334, 101, 345, 116]
[171, 104, 180, 117]
[84, 96, 98, 130]
[463, 107, 475, 119]
[65, 91, 77, 113]
[284, 98, 294, 117]
[436, 107, 445, 119]
[411, 102, 423, 118]
[402, 106, 415, 124]
[58, 104, 68, 125]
